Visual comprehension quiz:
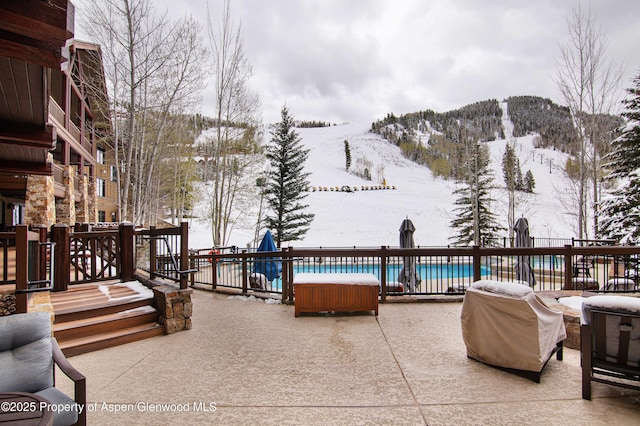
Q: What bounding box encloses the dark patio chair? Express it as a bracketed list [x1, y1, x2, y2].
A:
[0, 312, 86, 425]
[581, 295, 640, 400]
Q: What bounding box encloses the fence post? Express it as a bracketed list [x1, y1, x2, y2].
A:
[241, 250, 248, 295]
[119, 222, 135, 282]
[286, 247, 294, 303]
[211, 249, 217, 290]
[149, 226, 157, 280]
[180, 222, 189, 289]
[380, 246, 387, 302]
[281, 247, 288, 304]
[14, 225, 29, 313]
[472, 245, 482, 282]
[51, 224, 70, 292]
[563, 244, 573, 290]
[189, 250, 196, 288]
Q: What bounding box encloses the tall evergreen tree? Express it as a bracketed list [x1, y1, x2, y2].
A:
[264, 106, 314, 247]
[502, 142, 519, 243]
[524, 170, 536, 193]
[344, 140, 352, 171]
[450, 141, 504, 246]
[598, 71, 640, 242]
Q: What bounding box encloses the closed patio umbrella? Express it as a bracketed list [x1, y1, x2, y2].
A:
[514, 217, 536, 287]
[253, 230, 282, 282]
[397, 218, 420, 293]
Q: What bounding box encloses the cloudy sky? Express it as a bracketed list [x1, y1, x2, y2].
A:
[76, 0, 640, 125]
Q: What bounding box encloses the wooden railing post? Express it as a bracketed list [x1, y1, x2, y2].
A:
[280, 248, 288, 304]
[189, 250, 196, 288]
[563, 244, 573, 290]
[180, 222, 189, 289]
[211, 249, 218, 290]
[148, 226, 157, 280]
[15, 225, 29, 313]
[281, 247, 294, 304]
[380, 245, 387, 302]
[119, 222, 135, 282]
[241, 250, 248, 294]
[472, 245, 482, 282]
[287, 247, 294, 303]
[51, 224, 70, 292]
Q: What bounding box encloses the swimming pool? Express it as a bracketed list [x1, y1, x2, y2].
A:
[293, 262, 489, 280]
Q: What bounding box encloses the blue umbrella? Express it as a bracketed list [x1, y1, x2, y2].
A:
[253, 230, 282, 282]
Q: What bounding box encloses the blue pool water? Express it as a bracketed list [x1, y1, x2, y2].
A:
[529, 256, 563, 269]
[293, 262, 489, 280]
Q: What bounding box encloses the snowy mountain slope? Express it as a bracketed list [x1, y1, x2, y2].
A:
[487, 102, 574, 240]
[188, 106, 575, 249]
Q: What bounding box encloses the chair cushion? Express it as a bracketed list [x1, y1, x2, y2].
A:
[582, 295, 640, 368]
[0, 312, 51, 352]
[470, 280, 533, 298]
[36, 387, 80, 426]
[582, 295, 640, 325]
[0, 313, 54, 393]
[0, 337, 54, 393]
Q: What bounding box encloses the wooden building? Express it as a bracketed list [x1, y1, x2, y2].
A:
[0, 0, 118, 230]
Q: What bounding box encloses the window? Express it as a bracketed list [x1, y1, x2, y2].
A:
[110, 165, 117, 182]
[96, 147, 105, 164]
[96, 178, 106, 197]
[98, 211, 106, 222]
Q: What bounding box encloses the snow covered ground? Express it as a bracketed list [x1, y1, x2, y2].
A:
[187, 102, 575, 249]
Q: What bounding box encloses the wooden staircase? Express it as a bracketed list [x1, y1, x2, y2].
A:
[51, 280, 165, 357]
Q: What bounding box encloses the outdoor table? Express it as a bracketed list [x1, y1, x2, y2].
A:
[293, 273, 379, 317]
[0, 392, 53, 425]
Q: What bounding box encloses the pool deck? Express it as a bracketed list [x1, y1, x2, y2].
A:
[56, 288, 640, 425]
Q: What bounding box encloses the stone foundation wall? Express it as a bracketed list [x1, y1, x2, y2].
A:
[153, 285, 193, 334]
[0, 288, 53, 323]
[75, 174, 89, 223]
[25, 173, 56, 227]
[87, 178, 97, 223]
[0, 291, 16, 316]
[27, 291, 54, 324]
[56, 165, 76, 226]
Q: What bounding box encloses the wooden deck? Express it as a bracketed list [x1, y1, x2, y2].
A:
[51, 280, 164, 356]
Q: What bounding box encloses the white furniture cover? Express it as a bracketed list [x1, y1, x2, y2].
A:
[581, 295, 640, 368]
[461, 280, 567, 373]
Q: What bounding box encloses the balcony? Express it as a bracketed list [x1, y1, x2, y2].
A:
[49, 97, 65, 127]
[49, 97, 95, 159]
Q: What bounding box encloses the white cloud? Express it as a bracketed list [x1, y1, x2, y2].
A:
[76, 0, 640, 124]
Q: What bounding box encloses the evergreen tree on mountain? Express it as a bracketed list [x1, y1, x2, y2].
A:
[524, 170, 536, 193]
[344, 140, 352, 171]
[502, 142, 519, 243]
[264, 106, 314, 247]
[450, 141, 504, 246]
[598, 71, 640, 242]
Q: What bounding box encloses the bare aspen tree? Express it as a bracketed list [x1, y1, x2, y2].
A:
[81, 0, 207, 225]
[205, 0, 262, 246]
[555, 2, 622, 239]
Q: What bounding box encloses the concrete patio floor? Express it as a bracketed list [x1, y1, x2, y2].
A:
[57, 289, 640, 425]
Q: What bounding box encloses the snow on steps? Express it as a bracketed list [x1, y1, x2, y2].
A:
[51, 280, 164, 357]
